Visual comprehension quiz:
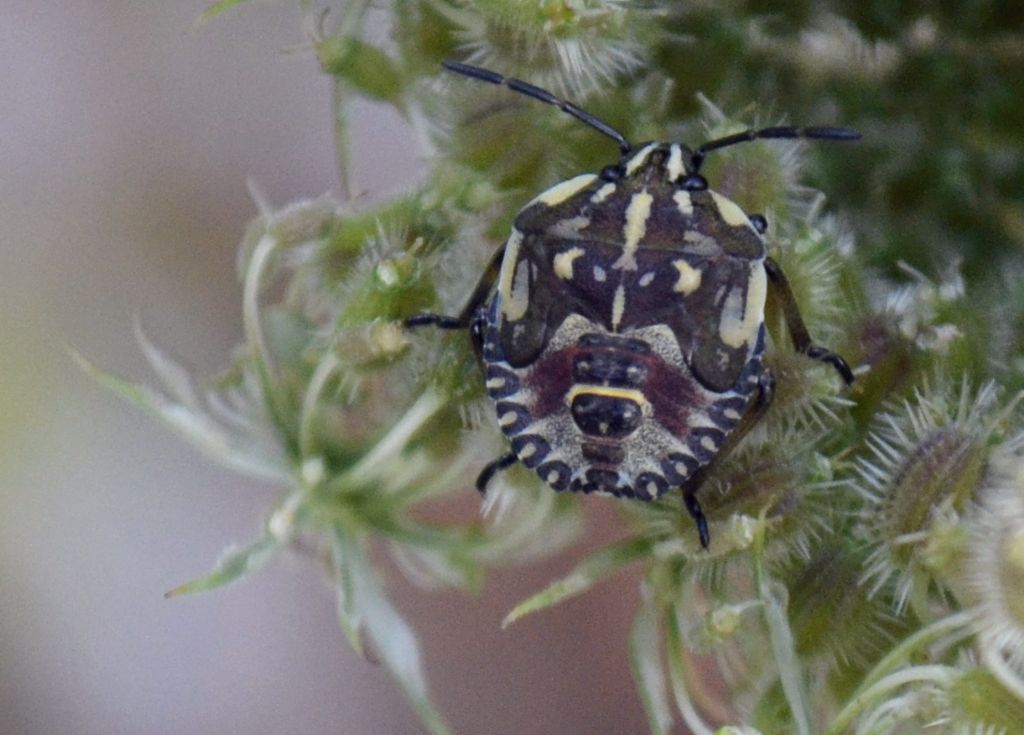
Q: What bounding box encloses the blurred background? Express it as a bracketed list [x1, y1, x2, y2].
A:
[0, 4, 649, 733]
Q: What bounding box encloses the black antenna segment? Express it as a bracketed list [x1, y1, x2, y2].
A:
[690, 125, 861, 172]
[442, 60, 633, 156]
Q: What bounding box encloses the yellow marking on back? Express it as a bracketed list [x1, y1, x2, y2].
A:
[718, 264, 767, 348]
[666, 144, 686, 182]
[613, 190, 653, 271]
[710, 190, 753, 229]
[529, 173, 598, 208]
[673, 190, 693, 217]
[591, 182, 616, 204]
[552, 215, 590, 234]
[624, 143, 657, 176]
[611, 284, 626, 330]
[672, 260, 702, 294]
[497, 230, 529, 321]
[565, 384, 650, 410]
[553, 247, 585, 280]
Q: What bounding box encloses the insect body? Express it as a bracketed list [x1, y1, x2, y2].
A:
[407, 62, 856, 548]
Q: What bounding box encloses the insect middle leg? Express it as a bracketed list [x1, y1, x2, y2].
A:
[764, 257, 854, 384]
[681, 371, 775, 549]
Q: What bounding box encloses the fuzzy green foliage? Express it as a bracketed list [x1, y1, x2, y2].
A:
[91, 2, 1024, 733]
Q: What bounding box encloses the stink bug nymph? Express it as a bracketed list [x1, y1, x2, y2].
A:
[406, 61, 857, 548]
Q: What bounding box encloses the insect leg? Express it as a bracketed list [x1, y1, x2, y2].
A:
[683, 492, 711, 550]
[475, 451, 518, 495]
[681, 371, 775, 548]
[403, 243, 506, 331]
[764, 258, 854, 384]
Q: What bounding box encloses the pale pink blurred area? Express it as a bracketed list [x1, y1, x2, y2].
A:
[0, 3, 650, 734]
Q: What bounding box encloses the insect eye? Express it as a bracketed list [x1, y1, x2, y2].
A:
[681, 174, 708, 191]
[599, 164, 625, 182]
[749, 214, 768, 234]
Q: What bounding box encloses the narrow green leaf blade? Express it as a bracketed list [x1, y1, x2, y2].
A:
[196, 0, 253, 24]
[165, 533, 281, 598]
[71, 349, 290, 483]
[502, 537, 651, 628]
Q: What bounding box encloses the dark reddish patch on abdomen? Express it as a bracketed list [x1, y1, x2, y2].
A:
[526, 345, 579, 418]
[642, 355, 708, 438]
[525, 334, 706, 445]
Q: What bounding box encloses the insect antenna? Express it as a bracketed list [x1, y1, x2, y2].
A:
[690, 125, 861, 172]
[442, 60, 633, 155]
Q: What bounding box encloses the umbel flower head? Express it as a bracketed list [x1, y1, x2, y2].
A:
[447, 0, 652, 98]
[856, 379, 1022, 613]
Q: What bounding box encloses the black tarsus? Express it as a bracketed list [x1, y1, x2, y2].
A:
[807, 345, 855, 385]
[402, 314, 466, 330]
[475, 452, 519, 494]
[680, 371, 775, 549]
[764, 257, 855, 385]
[683, 492, 710, 550]
[441, 60, 633, 155]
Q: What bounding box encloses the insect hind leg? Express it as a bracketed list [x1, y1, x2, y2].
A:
[680, 371, 775, 549]
[476, 452, 518, 494]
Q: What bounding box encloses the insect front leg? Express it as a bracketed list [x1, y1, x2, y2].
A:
[403, 243, 505, 331]
[681, 371, 776, 549]
[764, 257, 854, 384]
